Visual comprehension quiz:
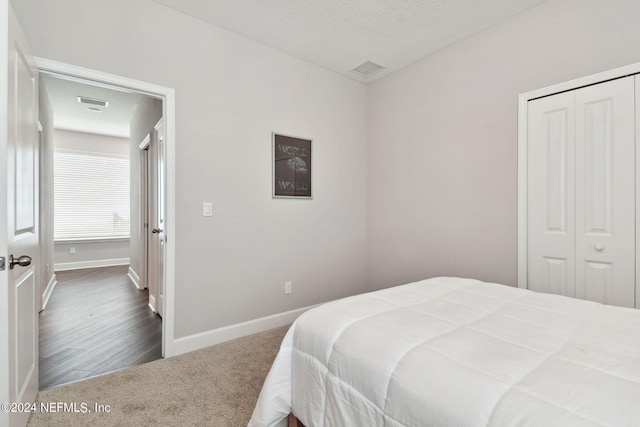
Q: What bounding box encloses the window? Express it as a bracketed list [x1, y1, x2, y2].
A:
[54, 149, 130, 240]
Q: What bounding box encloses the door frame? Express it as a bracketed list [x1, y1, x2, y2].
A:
[35, 57, 178, 356]
[517, 61, 640, 309]
[138, 133, 151, 294]
[139, 127, 164, 316]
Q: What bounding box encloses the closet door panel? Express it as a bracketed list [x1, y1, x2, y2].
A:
[527, 92, 576, 297]
[575, 77, 635, 307]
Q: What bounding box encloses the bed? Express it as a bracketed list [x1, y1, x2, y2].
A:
[248, 277, 640, 427]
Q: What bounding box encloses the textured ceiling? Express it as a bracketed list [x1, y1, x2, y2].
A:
[151, 0, 546, 83]
[42, 74, 152, 138]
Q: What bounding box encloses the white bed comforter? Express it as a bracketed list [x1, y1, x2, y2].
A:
[248, 277, 640, 427]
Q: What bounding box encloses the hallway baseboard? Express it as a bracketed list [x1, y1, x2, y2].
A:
[41, 274, 58, 311]
[127, 266, 144, 290]
[54, 257, 130, 272]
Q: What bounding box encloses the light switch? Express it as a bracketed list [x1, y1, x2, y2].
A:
[203, 202, 213, 217]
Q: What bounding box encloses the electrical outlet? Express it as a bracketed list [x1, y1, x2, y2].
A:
[69, 247, 76, 255]
[285, 281, 292, 295]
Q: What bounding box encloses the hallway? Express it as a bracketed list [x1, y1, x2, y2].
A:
[39, 266, 162, 389]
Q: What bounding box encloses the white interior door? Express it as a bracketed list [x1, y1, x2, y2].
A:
[139, 134, 150, 291]
[574, 77, 635, 307]
[0, 5, 40, 427]
[147, 135, 158, 312]
[154, 119, 165, 318]
[527, 91, 576, 297]
[146, 119, 165, 317]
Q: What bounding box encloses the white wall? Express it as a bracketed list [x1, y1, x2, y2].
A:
[13, 0, 368, 339]
[367, 0, 640, 290]
[53, 129, 131, 269]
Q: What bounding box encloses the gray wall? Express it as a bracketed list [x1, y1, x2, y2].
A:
[13, 0, 368, 339]
[366, 0, 640, 290]
[53, 129, 131, 268]
[129, 95, 162, 286]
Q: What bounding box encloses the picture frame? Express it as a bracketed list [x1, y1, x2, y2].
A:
[272, 133, 312, 199]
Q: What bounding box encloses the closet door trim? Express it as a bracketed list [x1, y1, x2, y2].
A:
[518, 61, 640, 294]
[636, 76, 640, 309]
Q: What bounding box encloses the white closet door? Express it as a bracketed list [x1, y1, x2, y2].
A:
[527, 91, 576, 297]
[575, 77, 635, 307]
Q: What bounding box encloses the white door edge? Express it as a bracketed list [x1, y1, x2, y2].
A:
[0, 3, 10, 425]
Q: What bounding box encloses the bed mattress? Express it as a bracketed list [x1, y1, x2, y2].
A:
[248, 277, 640, 427]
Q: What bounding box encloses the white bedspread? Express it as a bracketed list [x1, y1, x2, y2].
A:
[248, 277, 640, 427]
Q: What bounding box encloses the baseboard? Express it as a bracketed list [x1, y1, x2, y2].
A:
[148, 294, 157, 313]
[41, 274, 58, 311]
[128, 266, 145, 290]
[54, 258, 130, 272]
[172, 305, 316, 356]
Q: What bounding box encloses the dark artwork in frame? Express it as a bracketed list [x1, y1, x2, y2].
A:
[272, 133, 312, 198]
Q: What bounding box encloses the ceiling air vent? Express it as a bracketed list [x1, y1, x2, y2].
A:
[77, 96, 109, 108]
[352, 61, 385, 77]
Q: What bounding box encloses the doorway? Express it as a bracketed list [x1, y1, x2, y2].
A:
[35, 59, 177, 387]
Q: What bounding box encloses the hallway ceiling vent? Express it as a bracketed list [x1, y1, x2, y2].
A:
[352, 61, 385, 77]
[77, 96, 109, 108]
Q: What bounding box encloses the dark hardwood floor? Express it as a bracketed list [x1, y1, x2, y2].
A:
[39, 265, 162, 390]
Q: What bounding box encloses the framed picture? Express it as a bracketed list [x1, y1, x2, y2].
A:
[272, 133, 312, 198]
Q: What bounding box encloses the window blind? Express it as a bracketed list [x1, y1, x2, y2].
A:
[54, 149, 130, 240]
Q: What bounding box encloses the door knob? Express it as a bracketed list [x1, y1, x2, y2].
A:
[151, 228, 163, 234]
[594, 244, 604, 252]
[9, 254, 31, 269]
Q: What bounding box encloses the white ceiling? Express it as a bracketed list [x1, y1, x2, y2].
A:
[41, 1, 549, 135]
[151, 0, 547, 83]
[41, 74, 152, 138]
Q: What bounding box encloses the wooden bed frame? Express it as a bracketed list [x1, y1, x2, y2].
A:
[288, 413, 306, 427]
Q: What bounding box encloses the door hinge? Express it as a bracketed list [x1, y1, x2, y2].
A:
[0, 256, 5, 271]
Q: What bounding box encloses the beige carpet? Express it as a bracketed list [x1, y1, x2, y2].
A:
[28, 326, 289, 427]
